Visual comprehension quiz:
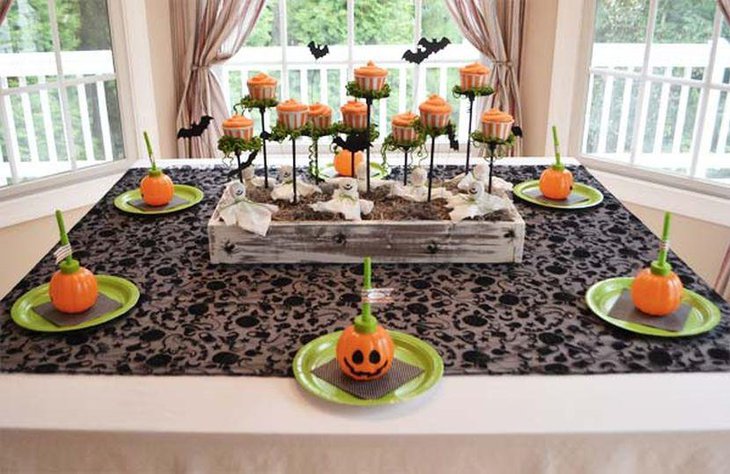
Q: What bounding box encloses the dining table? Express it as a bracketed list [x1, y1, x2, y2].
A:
[1, 157, 729, 474]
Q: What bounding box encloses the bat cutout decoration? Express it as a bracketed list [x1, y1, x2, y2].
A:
[226, 149, 259, 179]
[402, 37, 451, 64]
[333, 133, 371, 153]
[511, 125, 523, 138]
[260, 130, 272, 140]
[177, 115, 214, 139]
[307, 41, 330, 60]
[446, 123, 459, 151]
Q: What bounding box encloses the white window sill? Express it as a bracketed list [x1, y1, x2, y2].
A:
[1, 156, 728, 229]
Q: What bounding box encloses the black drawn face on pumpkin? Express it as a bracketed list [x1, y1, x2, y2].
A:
[336, 326, 395, 381]
[343, 347, 388, 380]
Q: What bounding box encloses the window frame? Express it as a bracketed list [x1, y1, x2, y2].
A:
[0, 0, 157, 201]
[572, 0, 730, 200]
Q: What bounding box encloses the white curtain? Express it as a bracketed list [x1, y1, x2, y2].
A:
[171, 0, 266, 158]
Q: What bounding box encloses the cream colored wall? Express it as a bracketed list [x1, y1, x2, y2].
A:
[145, 0, 177, 158]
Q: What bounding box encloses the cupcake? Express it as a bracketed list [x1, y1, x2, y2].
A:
[340, 100, 368, 130]
[459, 62, 490, 90]
[391, 112, 419, 143]
[418, 94, 452, 129]
[308, 103, 333, 130]
[354, 61, 388, 92]
[481, 108, 514, 140]
[247, 72, 278, 100]
[276, 99, 309, 130]
[222, 114, 254, 140]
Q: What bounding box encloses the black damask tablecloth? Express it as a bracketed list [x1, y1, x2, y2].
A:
[0, 165, 728, 376]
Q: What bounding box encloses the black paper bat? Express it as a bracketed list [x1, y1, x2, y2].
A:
[227, 149, 259, 179]
[333, 133, 371, 153]
[177, 115, 214, 139]
[446, 123, 459, 151]
[511, 125, 523, 138]
[307, 41, 330, 60]
[402, 37, 451, 64]
[260, 130, 271, 140]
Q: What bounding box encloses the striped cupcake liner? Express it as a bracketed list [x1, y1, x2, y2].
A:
[278, 110, 309, 130]
[459, 73, 488, 90]
[481, 120, 514, 140]
[420, 112, 450, 129]
[248, 84, 277, 100]
[343, 113, 367, 130]
[392, 125, 417, 143]
[354, 75, 386, 91]
[223, 126, 254, 140]
[310, 115, 332, 130]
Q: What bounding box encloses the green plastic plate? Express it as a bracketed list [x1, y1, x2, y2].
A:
[586, 277, 722, 337]
[10, 275, 140, 332]
[113, 184, 204, 215]
[513, 179, 604, 209]
[293, 330, 444, 406]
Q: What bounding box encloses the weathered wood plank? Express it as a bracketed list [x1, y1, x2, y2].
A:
[209, 199, 525, 265]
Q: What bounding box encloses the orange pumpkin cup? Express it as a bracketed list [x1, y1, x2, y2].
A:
[539, 167, 573, 200]
[334, 149, 364, 177]
[140, 170, 174, 207]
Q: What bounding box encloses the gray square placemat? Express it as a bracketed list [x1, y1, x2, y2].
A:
[524, 188, 589, 205]
[33, 293, 122, 327]
[608, 290, 691, 332]
[312, 359, 424, 400]
[129, 195, 188, 212]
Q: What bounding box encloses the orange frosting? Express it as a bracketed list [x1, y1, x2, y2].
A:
[247, 72, 277, 86]
[460, 62, 490, 75]
[340, 100, 367, 115]
[222, 114, 253, 128]
[481, 108, 514, 123]
[354, 60, 387, 78]
[418, 94, 452, 115]
[392, 111, 418, 127]
[309, 102, 332, 117]
[277, 99, 308, 113]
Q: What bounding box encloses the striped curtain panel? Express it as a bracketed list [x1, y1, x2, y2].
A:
[0, 0, 12, 26]
[720, 0, 730, 25]
[445, 0, 525, 156]
[717, 244, 730, 302]
[171, 0, 265, 158]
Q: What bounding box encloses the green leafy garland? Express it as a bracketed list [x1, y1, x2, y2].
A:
[452, 84, 495, 99]
[470, 131, 516, 159]
[345, 81, 391, 100]
[236, 96, 279, 112]
[217, 135, 262, 157]
[380, 132, 426, 170]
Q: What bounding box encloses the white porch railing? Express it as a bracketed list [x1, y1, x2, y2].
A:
[584, 41, 730, 182]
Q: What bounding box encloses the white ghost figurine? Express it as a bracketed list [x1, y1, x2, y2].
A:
[310, 178, 374, 221]
[455, 162, 513, 194]
[390, 166, 452, 202]
[446, 181, 510, 223]
[214, 181, 279, 236]
[242, 167, 266, 188]
[354, 162, 393, 193]
[271, 165, 322, 202]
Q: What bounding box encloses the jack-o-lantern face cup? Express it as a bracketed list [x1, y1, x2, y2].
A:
[336, 257, 395, 381]
[140, 131, 174, 206]
[49, 210, 98, 314]
[630, 212, 684, 317]
[539, 125, 573, 200]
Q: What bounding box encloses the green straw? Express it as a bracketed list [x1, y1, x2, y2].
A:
[55, 209, 72, 265]
[551, 125, 562, 168]
[657, 212, 671, 266]
[362, 256, 373, 320]
[143, 131, 156, 171]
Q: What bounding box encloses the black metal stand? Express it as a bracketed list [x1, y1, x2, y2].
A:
[403, 149, 409, 185]
[235, 149, 243, 183]
[259, 107, 269, 188]
[365, 97, 373, 193]
[427, 135, 436, 202]
[292, 137, 298, 204]
[488, 142, 497, 194]
[313, 139, 320, 183]
[465, 95, 474, 174]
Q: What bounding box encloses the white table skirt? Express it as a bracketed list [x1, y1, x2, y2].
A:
[2, 158, 730, 473]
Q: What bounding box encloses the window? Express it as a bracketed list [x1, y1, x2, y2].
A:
[582, 0, 730, 186]
[219, 0, 479, 150]
[0, 0, 125, 188]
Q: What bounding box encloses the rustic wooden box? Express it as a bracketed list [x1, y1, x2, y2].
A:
[208, 200, 525, 264]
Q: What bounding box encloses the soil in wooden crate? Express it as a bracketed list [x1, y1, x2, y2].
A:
[245, 183, 512, 223]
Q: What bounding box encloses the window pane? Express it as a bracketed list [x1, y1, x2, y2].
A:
[287, 0, 346, 46]
[354, 0, 414, 45]
[591, 0, 648, 74]
[55, 0, 114, 80]
[421, 0, 462, 43]
[247, 0, 281, 47]
[648, 0, 715, 82]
